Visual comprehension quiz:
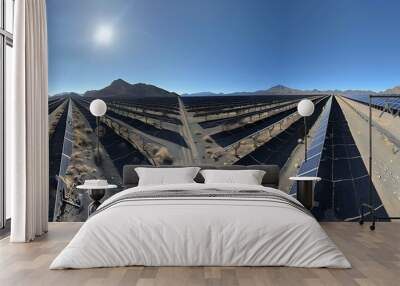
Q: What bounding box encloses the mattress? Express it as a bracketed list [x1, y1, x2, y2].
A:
[50, 183, 351, 269]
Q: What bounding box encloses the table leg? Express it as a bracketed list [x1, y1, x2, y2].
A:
[296, 181, 314, 210]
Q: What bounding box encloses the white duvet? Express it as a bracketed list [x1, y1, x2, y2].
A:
[50, 183, 351, 269]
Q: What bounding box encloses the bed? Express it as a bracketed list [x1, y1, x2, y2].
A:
[50, 165, 351, 269]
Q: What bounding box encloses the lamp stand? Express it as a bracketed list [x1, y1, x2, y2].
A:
[304, 116, 308, 161]
[94, 116, 102, 165]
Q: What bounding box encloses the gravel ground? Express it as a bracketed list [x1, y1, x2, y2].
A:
[338, 96, 400, 217]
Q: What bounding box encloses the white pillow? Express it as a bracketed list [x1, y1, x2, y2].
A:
[200, 169, 266, 185]
[135, 167, 200, 186]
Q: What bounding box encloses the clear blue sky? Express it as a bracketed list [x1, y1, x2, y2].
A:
[47, 0, 400, 95]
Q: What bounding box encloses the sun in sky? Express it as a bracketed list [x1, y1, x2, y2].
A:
[94, 25, 114, 46]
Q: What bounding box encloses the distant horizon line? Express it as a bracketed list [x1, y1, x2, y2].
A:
[48, 78, 398, 97]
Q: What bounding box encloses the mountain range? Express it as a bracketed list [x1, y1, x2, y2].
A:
[383, 86, 400, 94]
[181, 85, 381, 96]
[51, 79, 400, 98]
[180, 85, 304, 96]
[84, 79, 178, 99]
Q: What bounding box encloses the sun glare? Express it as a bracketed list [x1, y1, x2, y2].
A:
[94, 25, 114, 46]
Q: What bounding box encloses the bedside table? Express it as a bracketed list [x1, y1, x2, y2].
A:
[289, 176, 321, 210]
[77, 184, 117, 216]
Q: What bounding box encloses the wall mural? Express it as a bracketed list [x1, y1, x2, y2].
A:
[47, 0, 400, 222]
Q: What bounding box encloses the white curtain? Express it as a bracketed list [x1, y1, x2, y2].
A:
[7, 0, 49, 242]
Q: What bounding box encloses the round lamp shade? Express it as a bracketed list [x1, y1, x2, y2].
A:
[90, 99, 107, 117]
[297, 99, 315, 117]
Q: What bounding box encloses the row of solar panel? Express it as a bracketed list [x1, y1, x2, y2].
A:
[58, 99, 73, 180]
[346, 94, 400, 110]
[296, 96, 333, 177]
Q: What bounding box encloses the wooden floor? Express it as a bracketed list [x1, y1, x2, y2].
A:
[0, 222, 399, 286]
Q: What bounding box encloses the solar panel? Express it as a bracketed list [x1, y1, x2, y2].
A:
[52, 99, 74, 220]
[345, 94, 400, 112]
[58, 99, 73, 180]
[291, 96, 389, 221]
[210, 106, 298, 147]
[295, 96, 333, 177]
[235, 97, 329, 167]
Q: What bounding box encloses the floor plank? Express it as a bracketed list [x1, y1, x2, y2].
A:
[0, 222, 399, 286]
